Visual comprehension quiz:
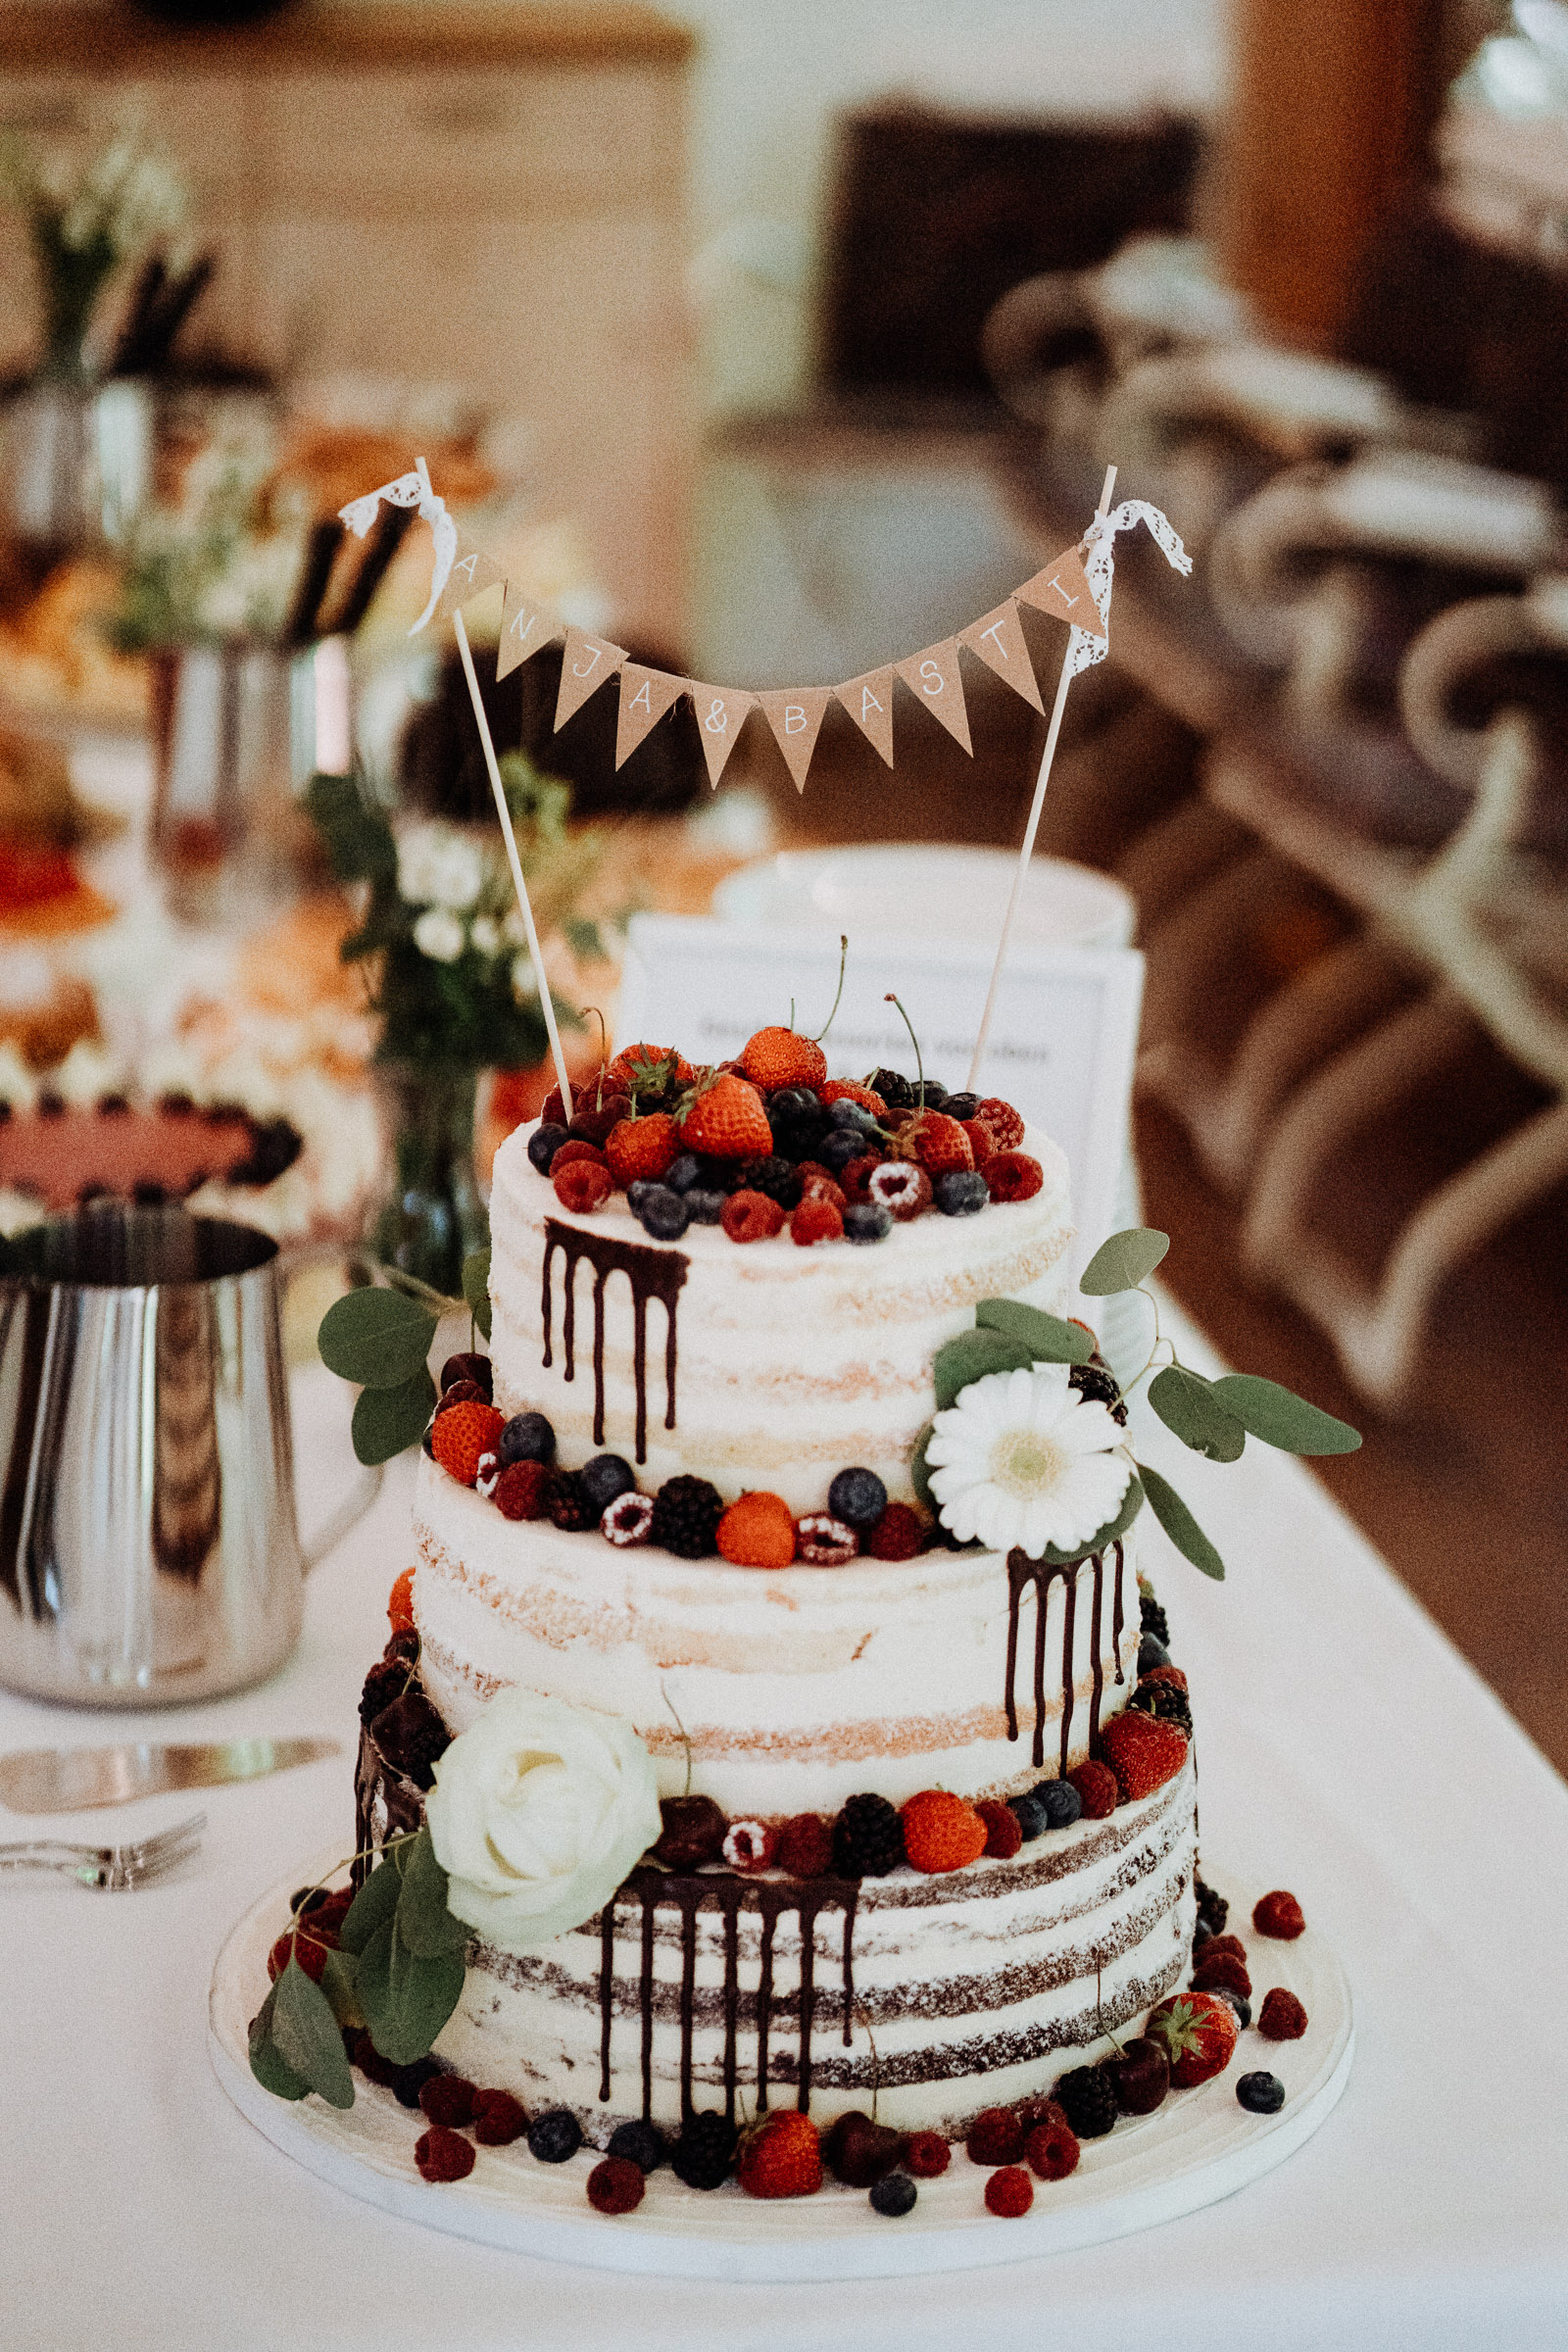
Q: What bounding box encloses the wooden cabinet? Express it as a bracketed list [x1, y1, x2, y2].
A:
[0, 5, 695, 645]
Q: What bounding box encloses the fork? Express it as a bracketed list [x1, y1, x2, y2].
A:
[0, 1810, 206, 1890]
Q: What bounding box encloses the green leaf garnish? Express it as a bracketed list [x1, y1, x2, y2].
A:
[1079, 1227, 1170, 1297]
[351, 1367, 438, 1466]
[318, 1947, 363, 2030]
[357, 1918, 466, 2067]
[1137, 1463, 1224, 1580]
[248, 1985, 310, 2101]
[462, 1248, 493, 1343]
[318, 1286, 440, 1388]
[974, 1298, 1094, 1364]
[396, 1828, 469, 1959]
[268, 1956, 355, 2109]
[1149, 1365, 1246, 1463]
[910, 1422, 936, 1514]
[338, 1850, 404, 1956]
[1208, 1375, 1361, 1456]
[932, 1328, 1035, 1411]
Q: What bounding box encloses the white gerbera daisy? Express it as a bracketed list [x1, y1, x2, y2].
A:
[926, 1361, 1130, 1559]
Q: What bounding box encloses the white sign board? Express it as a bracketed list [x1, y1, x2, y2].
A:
[616, 914, 1143, 1286]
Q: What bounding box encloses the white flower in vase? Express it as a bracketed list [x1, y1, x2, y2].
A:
[925, 1361, 1130, 1558]
[412, 906, 465, 963]
[425, 1689, 662, 1950]
[469, 914, 501, 957]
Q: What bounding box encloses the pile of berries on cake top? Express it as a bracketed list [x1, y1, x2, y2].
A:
[526, 1031, 1044, 1247]
[428, 1350, 944, 1566]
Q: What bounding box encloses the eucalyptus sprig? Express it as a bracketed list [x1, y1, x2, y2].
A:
[318, 1248, 492, 1464]
[248, 1829, 468, 2111]
[910, 1231, 1359, 1582]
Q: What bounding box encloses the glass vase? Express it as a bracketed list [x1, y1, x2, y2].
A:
[370, 1063, 487, 1298]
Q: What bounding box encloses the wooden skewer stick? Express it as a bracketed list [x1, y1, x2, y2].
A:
[965, 463, 1117, 1095]
[416, 457, 575, 1123]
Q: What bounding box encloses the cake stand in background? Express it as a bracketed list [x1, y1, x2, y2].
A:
[711, 845, 1149, 1378]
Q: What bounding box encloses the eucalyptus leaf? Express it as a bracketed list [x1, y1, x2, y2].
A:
[396, 1828, 469, 1959]
[318, 1946, 364, 2030]
[352, 1366, 437, 1466]
[339, 1851, 404, 1956]
[462, 1249, 493, 1344]
[974, 1298, 1094, 1364]
[1149, 1365, 1246, 1463]
[910, 1423, 936, 1515]
[1208, 1374, 1361, 1456]
[932, 1328, 1034, 1412]
[270, 1956, 355, 2109]
[1137, 1462, 1225, 1580]
[1025, 1468, 1147, 1567]
[358, 1917, 465, 2067]
[1079, 1227, 1170, 1298]
[319, 1286, 440, 1388]
[248, 1988, 309, 2101]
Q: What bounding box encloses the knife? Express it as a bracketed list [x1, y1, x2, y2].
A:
[0, 1737, 341, 1815]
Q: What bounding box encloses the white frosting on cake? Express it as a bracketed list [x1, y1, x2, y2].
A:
[416, 1470, 1141, 1817]
[431, 1760, 1198, 2137]
[486, 1117, 1075, 1514]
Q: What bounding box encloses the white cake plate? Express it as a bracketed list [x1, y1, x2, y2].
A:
[210, 1854, 1352, 2280]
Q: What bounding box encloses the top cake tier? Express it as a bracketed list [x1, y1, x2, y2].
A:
[488, 1118, 1074, 1516]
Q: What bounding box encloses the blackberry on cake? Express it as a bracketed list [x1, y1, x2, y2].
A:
[368, 1689, 449, 1789]
[1054, 2065, 1118, 2139]
[1069, 1357, 1128, 1425]
[542, 1468, 590, 1532]
[1195, 1875, 1230, 1936]
[832, 1791, 906, 1877]
[670, 2112, 737, 2189]
[1139, 1589, 1171, 1648]
[650, 1474, 723, 1558]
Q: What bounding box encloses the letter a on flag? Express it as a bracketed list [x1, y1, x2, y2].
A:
[835, 667, 896, 765]
[614, 665, 686, 768]
[434, 528, 506, 622]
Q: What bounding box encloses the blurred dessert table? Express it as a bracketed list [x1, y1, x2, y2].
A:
[3, 1305, 1565, 2352]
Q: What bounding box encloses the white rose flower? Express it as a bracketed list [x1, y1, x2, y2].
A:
[469, 914, 501, 956]
[395, 821, 444, 906]
[426, 832, 485, 911]
[413, 906, 466, 964]
[425, 1689, 662, 1950]
[926, 1360, 1131, 1559]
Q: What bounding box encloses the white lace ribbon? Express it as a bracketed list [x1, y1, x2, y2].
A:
[337, 468, 457, 636]
[1069, 498, 1193, 677]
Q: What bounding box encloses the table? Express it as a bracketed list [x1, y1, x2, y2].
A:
[6, 1321, 1566, 2352]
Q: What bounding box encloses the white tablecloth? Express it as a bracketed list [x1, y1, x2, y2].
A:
[6, 1326, 1567, 2352]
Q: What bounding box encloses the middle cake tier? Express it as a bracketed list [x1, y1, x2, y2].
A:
[414, 1469, 1141, 1818]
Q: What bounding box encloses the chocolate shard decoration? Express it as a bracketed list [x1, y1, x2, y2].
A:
[598, 1867, 858, 2119]
[1004, 1541, 1125, 1772]
[540, 1217, 687, 1462]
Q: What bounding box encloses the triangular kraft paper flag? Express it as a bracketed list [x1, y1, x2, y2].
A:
[756, 687, 831, 793]
[1015, 545, 1105, 637]
[614, 665, 687, 768]
[958, 600, 1045, 712]
[554, 628, 628, 731]
[895, 638, 972, 754]
[835, 667, 897, 766]
[685, 683, 757, 789]
[495, 579, 563, 680]
[434, 529, 506, 622]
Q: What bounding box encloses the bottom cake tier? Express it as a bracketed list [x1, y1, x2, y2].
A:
[360, 1728, 1196, 2138]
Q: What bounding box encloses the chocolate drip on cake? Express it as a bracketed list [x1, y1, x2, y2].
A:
[1110, 1538, 1126, 1685]
[598, 1868, 858, 2121]
[540, 1218, 688, 1461]
[1005, 1545, 1121, 1771]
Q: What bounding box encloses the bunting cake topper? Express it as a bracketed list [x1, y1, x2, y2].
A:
[338, 468, 1191, 800]
[340, 460, 1194, 1107]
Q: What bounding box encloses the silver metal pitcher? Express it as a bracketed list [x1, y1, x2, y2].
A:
[0, 1203, 377, 1707]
